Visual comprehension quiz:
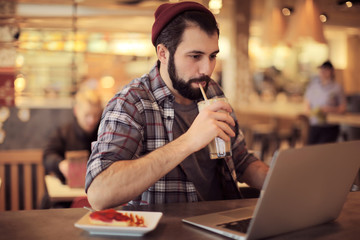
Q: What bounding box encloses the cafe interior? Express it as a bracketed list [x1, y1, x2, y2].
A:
[0, 0, 360, 238]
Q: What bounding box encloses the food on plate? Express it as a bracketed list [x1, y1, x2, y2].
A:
[89, 209, 145, 227]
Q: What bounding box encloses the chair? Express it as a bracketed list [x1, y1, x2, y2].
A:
[293, 114, 310, 147]
[247, 114, 310, 162]
[247, 117, 278, 161]
[274, 114, 310, 149]
[0, 149, 45, 211]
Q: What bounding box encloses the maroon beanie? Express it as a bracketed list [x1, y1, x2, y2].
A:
[151, 1, 215, 46]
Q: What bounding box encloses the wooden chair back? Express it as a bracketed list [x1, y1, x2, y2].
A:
[0, 149, 45, 211]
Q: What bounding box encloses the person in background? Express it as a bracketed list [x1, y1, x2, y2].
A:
[304, 60, 347, 145]
[42, 89, 103, 208]
[86, 1, 269, 210]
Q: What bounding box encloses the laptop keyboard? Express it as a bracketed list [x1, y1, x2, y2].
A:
[217, 218, 252, 233]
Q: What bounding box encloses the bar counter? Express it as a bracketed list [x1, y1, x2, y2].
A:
[1, 192, 360, 240]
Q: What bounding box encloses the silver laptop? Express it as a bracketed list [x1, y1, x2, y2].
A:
[183, 141, 360, 240]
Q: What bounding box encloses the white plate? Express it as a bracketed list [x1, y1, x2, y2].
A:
[75, 210, 163, 236]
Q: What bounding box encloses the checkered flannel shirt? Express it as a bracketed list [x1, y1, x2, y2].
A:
[85, 64, 258, 204]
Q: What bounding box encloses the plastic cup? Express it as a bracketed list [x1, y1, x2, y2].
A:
[197, 97, 232, 159]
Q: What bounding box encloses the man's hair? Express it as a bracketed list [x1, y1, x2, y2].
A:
[155, 10, 219, 55]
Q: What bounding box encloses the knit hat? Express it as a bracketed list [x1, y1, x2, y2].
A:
[151, 1, 215, 46]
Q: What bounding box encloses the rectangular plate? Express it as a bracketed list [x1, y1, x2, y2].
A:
[74, 210, 163, 236]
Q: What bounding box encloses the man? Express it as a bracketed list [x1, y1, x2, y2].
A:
[304, 60, 346, 145]
[86, 1, 269, 210]
[43, 89, 103, 184]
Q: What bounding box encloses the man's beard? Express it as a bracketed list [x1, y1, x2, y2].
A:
[168, 53, 211, 101]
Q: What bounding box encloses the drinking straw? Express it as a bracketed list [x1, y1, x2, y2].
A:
[199, 84, 208, 101]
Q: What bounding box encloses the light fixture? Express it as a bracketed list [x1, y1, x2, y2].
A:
[209, 0, 222, 15]
[14, 74, 26, 93]
[110, 39, 153, 56]
[337, 0, 360, 8]
[261, 0, 287, 46]
[281, 7, 293, 16]
[0, 107, 10, 123]
[15, 54, 24, 67]
[346, 1, 353, 7]
[100, 76, 115, 89]
[319, 13, 328, 23]
[17, 108, 30, 122]
[284, 0, 327, 44]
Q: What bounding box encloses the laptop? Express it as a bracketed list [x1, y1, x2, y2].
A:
[182, 141, 360, 240]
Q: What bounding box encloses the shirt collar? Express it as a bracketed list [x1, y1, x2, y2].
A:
[148, 63, 175, 105]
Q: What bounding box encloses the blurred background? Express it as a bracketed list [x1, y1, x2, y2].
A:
[0, 0, 359, 149]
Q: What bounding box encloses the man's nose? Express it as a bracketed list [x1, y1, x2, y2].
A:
[199, 58, 213, 76]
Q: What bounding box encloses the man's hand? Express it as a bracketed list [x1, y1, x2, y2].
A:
[184, 100, 235, 153]
[59, 160, 69, 179]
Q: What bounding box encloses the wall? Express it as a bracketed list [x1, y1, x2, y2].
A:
[0, 107, 72, 150]
[344, 34, 360, 94]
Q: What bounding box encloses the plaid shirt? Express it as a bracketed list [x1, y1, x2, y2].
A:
[85, 64, 258, 204]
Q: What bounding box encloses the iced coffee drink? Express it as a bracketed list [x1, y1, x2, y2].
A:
[197, 97, 232, 159]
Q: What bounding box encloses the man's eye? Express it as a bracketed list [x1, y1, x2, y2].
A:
[210, 54, 217, 60]
[190, 55, 200, 59]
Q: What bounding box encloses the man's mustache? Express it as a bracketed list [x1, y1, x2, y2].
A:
[188, 75, 211, 85]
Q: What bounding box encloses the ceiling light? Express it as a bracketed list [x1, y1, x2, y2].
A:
[319, 13, 328, 23]
[14, 75, 26, 93]
[261, 0, 287, 46]
[284, 0, 327, 44]
[337, 0, 360, 7]
[100, 76, 115, 89]
[346, 1, 353, 7]
[281, 7, 293, 16]
[209, 0, 222, 14]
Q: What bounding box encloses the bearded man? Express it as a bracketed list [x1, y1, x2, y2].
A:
[86, 1, 269, 210]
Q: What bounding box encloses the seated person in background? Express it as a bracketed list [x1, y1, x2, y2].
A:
[86, 1, 269, 210]
[43, 89, 103, 185]
[304, 60, 347, 145]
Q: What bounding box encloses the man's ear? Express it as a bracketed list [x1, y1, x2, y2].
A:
[156, 44, 169, 64]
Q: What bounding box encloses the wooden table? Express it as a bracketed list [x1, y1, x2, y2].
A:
[236, 102, 305, 119]
[327, 113, 360, 127]
[45, 175, 86, 202]
[1, 192, 360, 240]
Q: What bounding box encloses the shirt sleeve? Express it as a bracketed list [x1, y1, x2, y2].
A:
[43, 126, 67, 184]
[85, 92, 144, 192]
[304, 78, 315, 103]
[337, 84, 347, 106]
